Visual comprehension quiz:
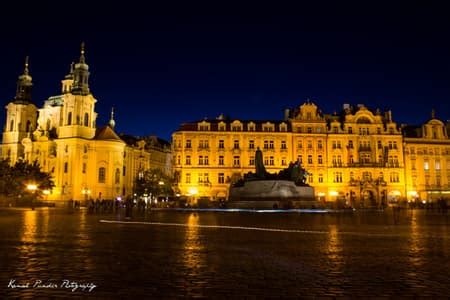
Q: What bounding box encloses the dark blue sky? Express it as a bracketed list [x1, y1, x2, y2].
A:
[1, 2, 450, 140]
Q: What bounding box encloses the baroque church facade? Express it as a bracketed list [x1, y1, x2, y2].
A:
[0, 44, 171, 203]
[172, 102, 450, 206]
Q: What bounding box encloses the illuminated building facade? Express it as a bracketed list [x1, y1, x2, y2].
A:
[0, 45, 171, 203]
[172, 101, 450, 206]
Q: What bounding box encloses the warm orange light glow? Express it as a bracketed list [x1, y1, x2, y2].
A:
[26, 184, 37, 191]
[188, 187, 198, 195]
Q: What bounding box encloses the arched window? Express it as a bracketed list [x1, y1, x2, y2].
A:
[26, 120, 31, 132]
[84, 113, 89, 127]
[67, 112, 72, 125]
[115, 168, 120, 184]
[9, 120, 14, 131]
[98, 167, 106, 183]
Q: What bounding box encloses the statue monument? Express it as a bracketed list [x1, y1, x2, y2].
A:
[228, 148, 316, 209]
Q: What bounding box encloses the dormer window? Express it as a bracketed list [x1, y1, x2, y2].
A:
[198, 121, 210, 131]
[218, 122, 226, 131]
[231, 121, 242, 131]
[279, 123, 287, 132]
[247, 122, 256, 131]
[262, 122, 274, 132]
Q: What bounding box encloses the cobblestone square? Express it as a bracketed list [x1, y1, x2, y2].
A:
[0, 208, 449, 298]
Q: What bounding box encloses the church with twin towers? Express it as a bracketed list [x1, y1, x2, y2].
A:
[0, 43, 171, 203]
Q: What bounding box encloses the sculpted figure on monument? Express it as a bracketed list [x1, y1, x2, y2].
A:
[255, 147, 266, 179]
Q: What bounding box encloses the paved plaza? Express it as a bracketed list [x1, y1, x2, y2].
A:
[0, 207, 449, 298]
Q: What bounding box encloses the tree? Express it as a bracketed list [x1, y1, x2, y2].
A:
[0, 159, 55, 201]
[134, 168, 174, 199]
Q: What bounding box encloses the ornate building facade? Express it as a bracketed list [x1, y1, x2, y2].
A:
[0, 45, 171, 203]
[172, 101, 450, 206]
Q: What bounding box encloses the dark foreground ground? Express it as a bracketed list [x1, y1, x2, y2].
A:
[0, 207, 449, 298]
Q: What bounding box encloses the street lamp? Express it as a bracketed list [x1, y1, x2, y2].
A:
[27, 183, 38, 210]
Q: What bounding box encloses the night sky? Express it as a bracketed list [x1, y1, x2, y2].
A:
[1, 2, 450, 140]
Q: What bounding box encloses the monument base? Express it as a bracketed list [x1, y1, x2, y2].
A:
[228, 180, 319, 209]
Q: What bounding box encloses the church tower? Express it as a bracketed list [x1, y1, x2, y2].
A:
[2, 56, 38, 162]
[57, 43, 97, 139]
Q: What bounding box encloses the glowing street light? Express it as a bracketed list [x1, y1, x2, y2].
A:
[27, 183, 38, 210]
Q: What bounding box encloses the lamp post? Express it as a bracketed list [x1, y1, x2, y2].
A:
[27, 183, 38, 210]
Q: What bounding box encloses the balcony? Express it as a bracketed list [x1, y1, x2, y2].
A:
[358, 146, 372, 152]
[347, 162, 384, 168]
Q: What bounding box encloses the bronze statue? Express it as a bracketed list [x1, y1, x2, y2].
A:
[255, 147, 266, 179]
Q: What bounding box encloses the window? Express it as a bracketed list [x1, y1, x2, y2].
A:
[307, 127, 312, 133]
[307, 140, 312, 149]
[185, 155, 191, 165]
[249, 156, 255, 166]
[318, 174, 323, 183]
[199, 140, 209, 149]
[318, 155, 323, 164]
[84, 113, 89, 126]
[248, 124, 255, 131]
[269, 156, 274, 166]
[219, 155, 224, 166]
[281, 158, 287, 166]
[64, 162, 68, 173]
[349, 155, 354, 164]
[424, 161, 429, 171]
[308, 175, 313, 183]
[98, 167, 106, 183]
[249, 140, 255, 149]
[298, 155, 302, 164]
[177, 155, 181, 165]
[185, 140, 191, 149]
[115, 168, 120, 184]
[84, 145, 88, 153]
[317, 140, 323, 149]
[378, 141, 382, 149]
[350, 172, 354, 181]
[218, 140, 224, 149]
[204, 156, 209, 165]
[298, 141, 303, 149]
[308, 155, 313, 164]
[333, 126, 338, 133]
[264, 141, 269, 149]
[348, 140, 353, 149]
[436, 160, 441, 170]
[198, 155, 204, 165]
[332, 141, 337, 149]
[67, 112, 72, 125]
[232, 125, 241, 131]
[362, 172, 371, 181]
[281, 141, 287, 149]
[185, 173, 191, 184]
[219, 124, 226, 131]
[82, 163, 86, 174]
[234, 140, 239, 149]
[123, 166, 126, 176]
[218, 173, 225, 184]
[393, 141, 398, 149]
[269, 141, 274, 149]
[334, 172, 343, 183]
[233, 156, 240, 166]
[348, 127, 352, 134]
[377, 127, 381, 134]
[390, 172, 399, 183]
